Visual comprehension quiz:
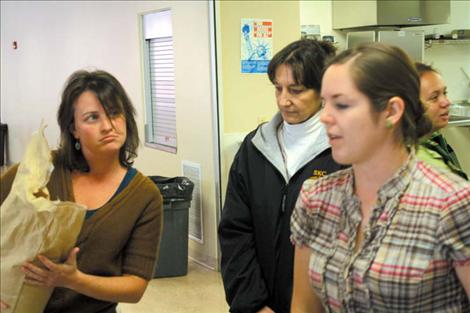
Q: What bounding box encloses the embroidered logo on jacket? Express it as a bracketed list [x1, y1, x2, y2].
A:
[310, 169, 327, 180]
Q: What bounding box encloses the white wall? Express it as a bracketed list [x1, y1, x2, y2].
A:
[299, 0, 347, 50]
[408, 0, 470, 102]
[1, 0, 221, 269]
[1, 1, 155, 161]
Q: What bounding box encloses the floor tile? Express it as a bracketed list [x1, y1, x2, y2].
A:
[118, 260, 229, 313]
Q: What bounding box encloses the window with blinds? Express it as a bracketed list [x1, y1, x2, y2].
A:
[148, 37, 176, 149]
[142, 10, 177, 153]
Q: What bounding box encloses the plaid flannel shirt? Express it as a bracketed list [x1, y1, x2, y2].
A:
[291, 154, 470, 312]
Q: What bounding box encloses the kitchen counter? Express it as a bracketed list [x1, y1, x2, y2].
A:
[442, 126, 470, 176]
[448, 115, 470, 127]
[449, 102, 470, 127]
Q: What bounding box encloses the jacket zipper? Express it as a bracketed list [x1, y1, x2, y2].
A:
[281, 184, 288, 213]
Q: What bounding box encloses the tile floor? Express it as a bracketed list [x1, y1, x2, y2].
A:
[118, 260, 229, 313]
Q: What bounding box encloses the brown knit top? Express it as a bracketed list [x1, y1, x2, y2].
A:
[1, 164, 163, 313]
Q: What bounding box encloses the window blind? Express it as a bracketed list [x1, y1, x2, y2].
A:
[148, 36, 177, 148]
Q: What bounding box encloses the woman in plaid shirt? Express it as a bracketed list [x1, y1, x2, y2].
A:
[290, 43, 470, 312]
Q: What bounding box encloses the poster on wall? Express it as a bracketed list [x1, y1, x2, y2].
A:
[241, 18, 273, 73]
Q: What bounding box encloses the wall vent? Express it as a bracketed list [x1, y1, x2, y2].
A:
[182, 161, 203, 243]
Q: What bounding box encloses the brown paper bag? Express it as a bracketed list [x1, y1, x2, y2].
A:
[0, 123, 86, 313]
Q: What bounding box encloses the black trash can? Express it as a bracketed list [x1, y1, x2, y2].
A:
[0, 123, 8, 166]
[149, 176, 194, 278]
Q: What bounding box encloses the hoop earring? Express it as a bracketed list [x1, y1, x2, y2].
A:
[75, 141, 81, 151]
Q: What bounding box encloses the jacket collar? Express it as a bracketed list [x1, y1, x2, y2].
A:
[251, 112, 330, 182]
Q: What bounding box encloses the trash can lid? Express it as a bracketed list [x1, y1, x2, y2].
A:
[148, 176, 194, 201]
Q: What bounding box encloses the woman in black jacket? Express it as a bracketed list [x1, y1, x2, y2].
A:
[218, 39, 343, 313]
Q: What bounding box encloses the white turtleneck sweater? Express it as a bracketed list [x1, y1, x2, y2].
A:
[277, 111, 327, 180]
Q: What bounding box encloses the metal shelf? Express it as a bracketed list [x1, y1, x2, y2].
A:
[448, 116, 470, 127]
[426, 39, 470, 47]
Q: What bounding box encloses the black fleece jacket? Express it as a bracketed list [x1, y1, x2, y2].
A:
[218, 119, 342, 313]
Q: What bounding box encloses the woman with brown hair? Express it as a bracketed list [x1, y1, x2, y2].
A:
[219, 39, 342, 313]
[1, 70, 163, 313]
[291, 43, 470, 312]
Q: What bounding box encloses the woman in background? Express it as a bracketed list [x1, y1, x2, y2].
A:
[291, 43, 470, 312]
[0, 70, 163, 313]
[415, 62, 467, 180]
[219, 39, 342, 313]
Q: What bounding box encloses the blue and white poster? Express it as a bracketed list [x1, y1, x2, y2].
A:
[241, 18, 273, 74]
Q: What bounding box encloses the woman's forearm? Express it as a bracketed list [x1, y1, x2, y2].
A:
[67, 272, 148, 303]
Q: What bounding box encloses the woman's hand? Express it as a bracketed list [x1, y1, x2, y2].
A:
[22, 247, 148, 303]
[0, 300, 9, 311]
[21, 247, 80, 289]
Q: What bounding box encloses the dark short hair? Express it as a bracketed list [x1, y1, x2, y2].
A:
[267, 39, 336, 92]
[54, 70, 139, 171]
[415, 62, 438, 77]
[327, 43, 432, 146]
